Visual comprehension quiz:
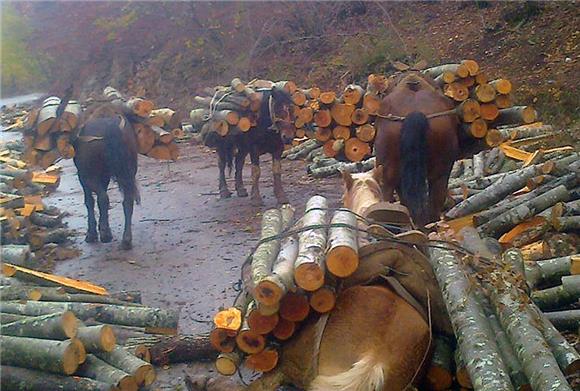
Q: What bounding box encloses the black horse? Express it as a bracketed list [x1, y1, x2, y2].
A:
[73, 104, 140, 250]
[207, 86, 296, 205]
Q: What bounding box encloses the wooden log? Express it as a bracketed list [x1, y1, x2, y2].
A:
[78, 325, 117, 352]
[367, 74, 389, 94]
[71, 337, 87, 364]
[543, 309, 580, 331]
[309, 285, 336, 313]
[294, 196, 328, 291]
[332, 125, 351, 141]
[479, 185, 570, 237]
[279, 291, 309, 322]
[124, 334, 213, 366]
[330, 103, 355, 126]
[245, 347, 279, 372]
[209, 328, 236, 353]
[494, 106, 537, 127]
[498, 216, 550, 248]
[37, 97, 60, 135]
[472, 83, 497, 103]
[134, 123, 155, 154]
[525, 255, 580, 289]
[458, 76, 475, 88]
[190, 108, 209, 125]
[326, 209, 359, 277]
[297, 107, 314, 123]
[461, 59, 480, 76]
[434, 72, 456, 85]
[344, 138, 371, 162]
[77, 355, 138, 391]
[0, 313, 30, 323]
[146, 145, 173, 161]
[461, 118, 488, 138]
[303, 87, 321, 100]
[480, 103, 499, 121]
[355, 124, 376, 143]
[216, 351, 240, 376]
[29, 211, 62, 228]
[319, 91, 336, 105]
[28, 228, 70, 250]
[531, 275, 580, 310]
[255, 234, 299, 306]
[342, 84, 365, 105]
[446, 163, 544, 219]
[1, 311, 78, 340]
[314, 127, 332, 142]
[423, 64, 469, 79]
[95, 346, 155, 386]
[236, 319, 266, 354]
[444, 82, 469, 102]
[1, 244, 31, 266]
[247, 301, 279, 335]
[351, 108, 369, 125]
[454, 349, 472, 389]
[495, 94, 513, 109]
[456, 99, 481, 123]
[271, 318, 295, 340]
[427, 246, 514, 390]
[490, 79, 513, 95]
[553, 216, 580, 232]
[363, 91, 381, 115]
[1, 365, 116, 391]
[424, 336, 453, 391]
[313, 109, 332, 128]
[0, 335, 79, 375]
[485, 128, 505, 147]
[33, 133, 54, 151]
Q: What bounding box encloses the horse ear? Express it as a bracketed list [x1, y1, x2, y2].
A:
[412, 59, 428, 71]
[373, 165, 384, 185]
[341, 169, 354, 190]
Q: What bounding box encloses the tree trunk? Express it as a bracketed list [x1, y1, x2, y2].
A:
[362, 92, 381, 115]
[427, 246, 514, 390]
[294, 196, 328, 291]
[553, 216, 580, 232]
[319, 91, 336, 105]
[1, 365, 115, 391]
[1, 244, 31, 266]
[94, 346, 155, 386]
[77, 354, 138, 391]
[255, 235, 299, 306]
[1, 311, 78, 340]
[0, 313, 30, 323]
[209, 328, 236, 353]
[479, 185, 570, 237]
[351, 108, 369, 125]
[0, 335, 79, 375]
[332, 125, 351, 141]
[314, 127, 332, 142]
[525, 255, 579, 289]
[424, 336, 454, 391]
[531, 275, 580, 310]
[446, 163, 544, 219]
[494, 106, 538, 127]
[342, 84, 365, 106]
[77, 325, 117, 353]
[125, 334, 214, 366]
[326, 209, 359, 277]
[543, 309, 580, 331]
[279, 291, 310, 322]
[480, 103, 499, 121]
[422, 64, 468, 79]
[216, 351, 241, 376]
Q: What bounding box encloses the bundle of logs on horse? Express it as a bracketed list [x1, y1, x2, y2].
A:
[0, 266, 182, 390]
[190, 78, 297, 138]
[102, 87, 180, 161]
[0, 140, 78, 264]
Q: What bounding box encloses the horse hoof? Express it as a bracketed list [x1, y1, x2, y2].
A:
[220, 190, 232, 199]
[237, 188, 248, 197]
[85, 233, 98, 243]
[100, 233, 113, 243]
[120, 241, 132, 250]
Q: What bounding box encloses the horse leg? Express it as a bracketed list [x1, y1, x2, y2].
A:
[235, 148, 248, 197]
[81, 184, 98, 243]
[272, 155, 289, 205]
[250, 150, 263, 206]
[120, 191, 134, 250]
[382, 164, 398, 203]
[95, 179, 113, 243]
[217, 144, 231, 199]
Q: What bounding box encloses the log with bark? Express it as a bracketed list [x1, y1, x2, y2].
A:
[543, 309, 580, 331]
[76, 354, 138, 391]
[326, 208, 359, 277]
[424, 336, 454, 391]
[524, 255, 579, 289]
[77, 325, 117, 352]
[94, 346, 155, 386]
[1, 244, 32, 266]
[1, 365, 117, 391]
[294, 196, 329, 291]
[0, 311, 78, 340]
[124, 334, 214, 366]
[531, 275, 580, 310]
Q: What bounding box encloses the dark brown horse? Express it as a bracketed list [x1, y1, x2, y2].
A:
[375, 72, 459, 226]
[73, 104, 140, 250]
[206, 86, 296, 205]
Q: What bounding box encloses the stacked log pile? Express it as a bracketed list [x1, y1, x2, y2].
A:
[0, 266, 180, 390]
[102, 87, 180, 161]
[190, 78, 298, 144]
[0, 140, 78, 266]
[210, 196, 364, 376]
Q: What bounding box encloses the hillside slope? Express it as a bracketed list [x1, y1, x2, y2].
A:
[2, 1, 578, 125]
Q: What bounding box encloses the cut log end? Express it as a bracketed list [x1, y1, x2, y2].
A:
[62, 311, 78, 339]
[236, 330, 266, 354]
[255, 280, 284, 307]
[279, 292, 310, 322]
[294, 263, 325, 291]
[64, 342, 81, 374]
[213, 307, 242, 332]
[209, 328, 236, 353]
[426, 365, 453, 391]
[71, 337, 87, 364]
[310, 286, 337, 313]
[245, 348, 279, 372]
[327, 246, 359, 278]
[216, 352, 240, 376]
[247, 310, 279, 335]
[272, 318, 296, 341]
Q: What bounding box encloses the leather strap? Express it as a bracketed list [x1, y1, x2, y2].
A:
[381, 275, 429, 322]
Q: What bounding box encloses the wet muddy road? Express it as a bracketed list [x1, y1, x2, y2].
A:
[49, 142, 341, 388]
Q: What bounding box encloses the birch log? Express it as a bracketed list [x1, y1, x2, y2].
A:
[251, 209, 283, 292]
[427, 246, 514, 390]
[294, 196, 328, 291]
[326, 208, 359, 277]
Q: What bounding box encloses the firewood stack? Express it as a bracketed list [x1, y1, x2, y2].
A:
[21, 96, 81, 169]
[1, 140, 78, 266]
[210, 197, 364, 376]
[103, 87, 180, 161]
[0, 265, 180, 390]
[190, 78, 297, 144]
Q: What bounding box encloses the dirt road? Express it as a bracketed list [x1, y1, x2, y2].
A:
[49, 141, 341, 388]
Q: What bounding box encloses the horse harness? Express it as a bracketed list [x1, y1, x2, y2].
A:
[375, 108, 457, 122]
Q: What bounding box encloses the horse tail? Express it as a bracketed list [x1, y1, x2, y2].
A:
[225, 141, 234, 177]
[104, 118, 140, 205]
[310, 353, 385, 391]
[400, 111, 429, 225]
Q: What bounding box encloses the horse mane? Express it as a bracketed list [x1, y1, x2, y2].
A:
[256, 86, 293, 131]
[343, 170, 383, 215]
